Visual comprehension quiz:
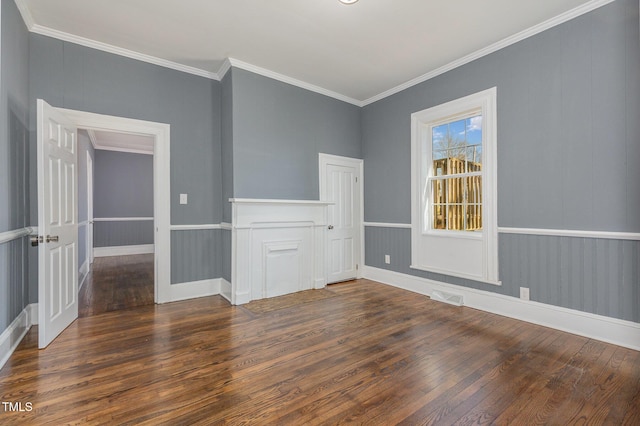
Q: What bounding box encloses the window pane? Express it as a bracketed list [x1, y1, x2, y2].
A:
[465, 204, 483, 231]
[433, 204, 446, 229]
[465, 176, 482, 204]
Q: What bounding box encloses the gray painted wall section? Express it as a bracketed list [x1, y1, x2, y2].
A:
[363, 0, 640, 231]
[362, 0, 640, 322]
[171, 229, 221, 284]
[28, 34, 224, 295]
[366, 227, 640, 323]
[93, 150, 153, 218]
[28, 33, 222, 226]
[231, 67, 361, 200]
[93, 221, 154, 248]
[92, 149, 154, 247]
[0, 0, 30, 333]
[221, 71, 233, 223]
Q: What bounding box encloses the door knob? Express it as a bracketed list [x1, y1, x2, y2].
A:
[328, 225, 334, 230]
[46, 235, 59, 243]
[30, 236, 43, 247]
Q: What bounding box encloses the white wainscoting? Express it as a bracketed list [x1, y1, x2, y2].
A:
[230, 199, 332, 305]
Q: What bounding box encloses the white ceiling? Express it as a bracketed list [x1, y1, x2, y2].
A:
[17, 0, 609, 105]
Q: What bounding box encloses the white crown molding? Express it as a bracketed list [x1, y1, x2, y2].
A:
[217, 58, 232, 80]
[227, 58, 362, 107]
[16, 0, 614, 106]
[13, 0, 35, 30]
[363, 265, 640, 351]
[29, 23, 219, 80]
[361, 0, 616, 106]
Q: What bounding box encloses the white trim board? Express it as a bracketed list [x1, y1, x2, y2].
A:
[0, 304, 37, 370]
[363, 266, 640, 351]
[94, 244, 155, 258]
[364, 222, 412, 229]
[94, 217, 154, 222]
[366, 222, 640, 241]
[170, 224, 224, 231]
[56, 107, 171, 304]
[0, 227, 33, 245]
[167, 278, 221, 303]
[498, 227, 640, 241]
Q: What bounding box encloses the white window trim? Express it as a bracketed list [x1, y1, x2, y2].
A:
[410, 87, 500, 285]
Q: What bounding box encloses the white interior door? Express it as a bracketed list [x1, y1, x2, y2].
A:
[320, 154, 362, 284]
[37, 99, 79, 349]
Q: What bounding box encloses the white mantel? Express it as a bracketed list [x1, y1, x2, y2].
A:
[229, 198, 332, 305]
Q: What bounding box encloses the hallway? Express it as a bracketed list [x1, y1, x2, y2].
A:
[78, 254, 154, 318]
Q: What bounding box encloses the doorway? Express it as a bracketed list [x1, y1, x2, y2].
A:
[78, 129, 156, 317]
[319, 153, 363, 284]
[37, 101, 171, 348]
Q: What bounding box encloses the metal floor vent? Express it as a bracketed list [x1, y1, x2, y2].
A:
[430, 290, 464, 307]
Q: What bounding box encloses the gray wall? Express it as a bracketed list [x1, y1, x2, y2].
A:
[94, 150, 153, 219]
[0, 0, 30, 334]
[28, 33, 224, 293]
[93, 149, 154, 247]
[362, 0, 640, 322]
[231, 68, 362, 200]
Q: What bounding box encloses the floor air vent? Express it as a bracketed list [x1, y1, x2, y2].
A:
[430, 290, 464, 306]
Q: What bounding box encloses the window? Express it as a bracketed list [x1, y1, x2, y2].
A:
[430, 114, 483, 232]
[411, 88, 499, 285]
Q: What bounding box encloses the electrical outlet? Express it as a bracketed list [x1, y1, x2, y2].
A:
[520, 287, 530, 301]
[384, 255, 390, 264]
[180, 193, 188, 205]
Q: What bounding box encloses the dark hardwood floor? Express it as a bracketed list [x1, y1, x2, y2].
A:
[78, 254, 154, 318]
[1, 280, 639, 425]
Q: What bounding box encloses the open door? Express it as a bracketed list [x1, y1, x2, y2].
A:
[37, 99, 79, 349]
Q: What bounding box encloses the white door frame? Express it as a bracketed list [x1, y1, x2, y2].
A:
[86, 150, 94, 265]
[55, 107, 172, 303]
[319, 153, 364, 280]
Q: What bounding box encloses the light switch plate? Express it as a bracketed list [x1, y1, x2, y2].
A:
[180, 193, 188, 205]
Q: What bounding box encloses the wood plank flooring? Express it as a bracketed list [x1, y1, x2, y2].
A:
[78, 254, 154, 318]
[1, 280, 639, 425]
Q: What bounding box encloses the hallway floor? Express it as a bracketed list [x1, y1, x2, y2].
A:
[78, 254, 154, 318]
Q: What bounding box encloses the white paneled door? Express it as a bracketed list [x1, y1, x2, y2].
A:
[37, 99, 79, 349]
[320, 154, 362, 284]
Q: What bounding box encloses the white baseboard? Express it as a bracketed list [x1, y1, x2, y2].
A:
[0, 303, 37, 371]
[363, 266, 640, 351]
[220, 278, 232, 303]
[94, 244, 155, 257]
[165, 278, 221, 303]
